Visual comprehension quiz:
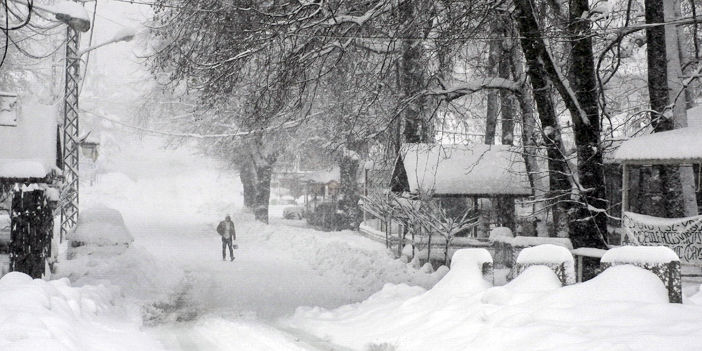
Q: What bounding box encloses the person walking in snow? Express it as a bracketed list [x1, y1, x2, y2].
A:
[217, 215, 237, 261]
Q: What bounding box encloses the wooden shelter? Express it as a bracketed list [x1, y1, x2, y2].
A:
[613, 126, 702, 265]
[614, 126, 702, 216]
[391, 143, 532, 235]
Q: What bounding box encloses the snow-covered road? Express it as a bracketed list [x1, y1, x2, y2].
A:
[74, 136, 387, 350]
[126, 218, 362, 350]
[131, 220, 356, 321]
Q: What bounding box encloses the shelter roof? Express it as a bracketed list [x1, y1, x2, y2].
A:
[0, 100, 58, 179]
[613, 126, 702, 164]
[400, 144, 531, 197]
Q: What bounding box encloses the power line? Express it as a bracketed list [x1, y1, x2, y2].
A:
[1, 0, 9, 68]
[1, 0, 33, 31]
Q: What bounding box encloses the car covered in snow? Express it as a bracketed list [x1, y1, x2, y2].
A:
[283, 205, 306, 220]
[66, 207, 134, 259]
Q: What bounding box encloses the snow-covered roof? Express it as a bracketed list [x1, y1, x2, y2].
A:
[400, 144, 531, 196]
[0, 100, 58, 179]
[613, 126, 702, 164]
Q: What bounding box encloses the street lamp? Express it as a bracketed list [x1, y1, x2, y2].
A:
[7, 0, 91, 33]
[8, 0, 134, 237]
[76, 27, 136, 57]
[61, 28, 136, 240]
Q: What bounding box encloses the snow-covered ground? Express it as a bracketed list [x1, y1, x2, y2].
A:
[3, 135, 702, 350]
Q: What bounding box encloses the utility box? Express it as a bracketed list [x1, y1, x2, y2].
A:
[0, 92, 18, 127]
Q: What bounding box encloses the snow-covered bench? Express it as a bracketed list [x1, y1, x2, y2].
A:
[600, 246, 682, 303]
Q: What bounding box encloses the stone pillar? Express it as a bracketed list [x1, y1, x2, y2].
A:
[515, 244, 576, 285]
[601, 246, 682, 303]
[491, 240, 513, 269]
[507, 237, 573, 281]
[452, 248, 494, 284]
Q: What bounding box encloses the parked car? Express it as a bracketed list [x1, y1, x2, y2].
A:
[66, 207, 133, 259]
[283, 205, 306, 220]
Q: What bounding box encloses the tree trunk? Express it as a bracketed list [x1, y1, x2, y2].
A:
[566, 0, 608, 249]
[485, 37, 499, 145]
[513, 0, 572, 237]
[500, 38, 516, 146]
[239, 162, 256, 209]
[497, 32, 517, 232]
[252, 162, 272, 224]
[513, 50, 545, 235]
[246, 133, 277, 224]
[665, 0, 698, 217]
[399, 0, 430, 143]
[644, 0, 697, 218]
[339, 154, 361, 230]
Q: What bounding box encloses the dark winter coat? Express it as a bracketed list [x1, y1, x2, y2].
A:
[217, 220, 237, 240]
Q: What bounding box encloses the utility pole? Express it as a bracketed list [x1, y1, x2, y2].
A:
[61, 25, 80, 239]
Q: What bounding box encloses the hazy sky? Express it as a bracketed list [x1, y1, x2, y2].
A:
[81, 0, 152, 96]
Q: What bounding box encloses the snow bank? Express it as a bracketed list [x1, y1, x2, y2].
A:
[54, 245, 185, 304]
[545, 265, 669, 305]
[403, 249, 492, 308]
[243, 218, 447, 298]
[288, 254, 701, 351]
[482, 265, 562, 305]
[0, 272, 166, 350]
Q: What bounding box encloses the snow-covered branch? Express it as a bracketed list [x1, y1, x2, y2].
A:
[195, 47, 263, 70]
[320, 1, 390, 27]
[426, 77, 521, 102]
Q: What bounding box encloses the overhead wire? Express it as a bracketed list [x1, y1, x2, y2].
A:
[1, 0, 32, 31]
[79, 0, 98, 96]
[0, 0, 61, 69]
[1, 0, 9, 68]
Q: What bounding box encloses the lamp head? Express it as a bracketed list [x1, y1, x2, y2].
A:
[55, 13, 90, 32]
[112, 27, 136, 43]
[50, 2, 91, 32]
